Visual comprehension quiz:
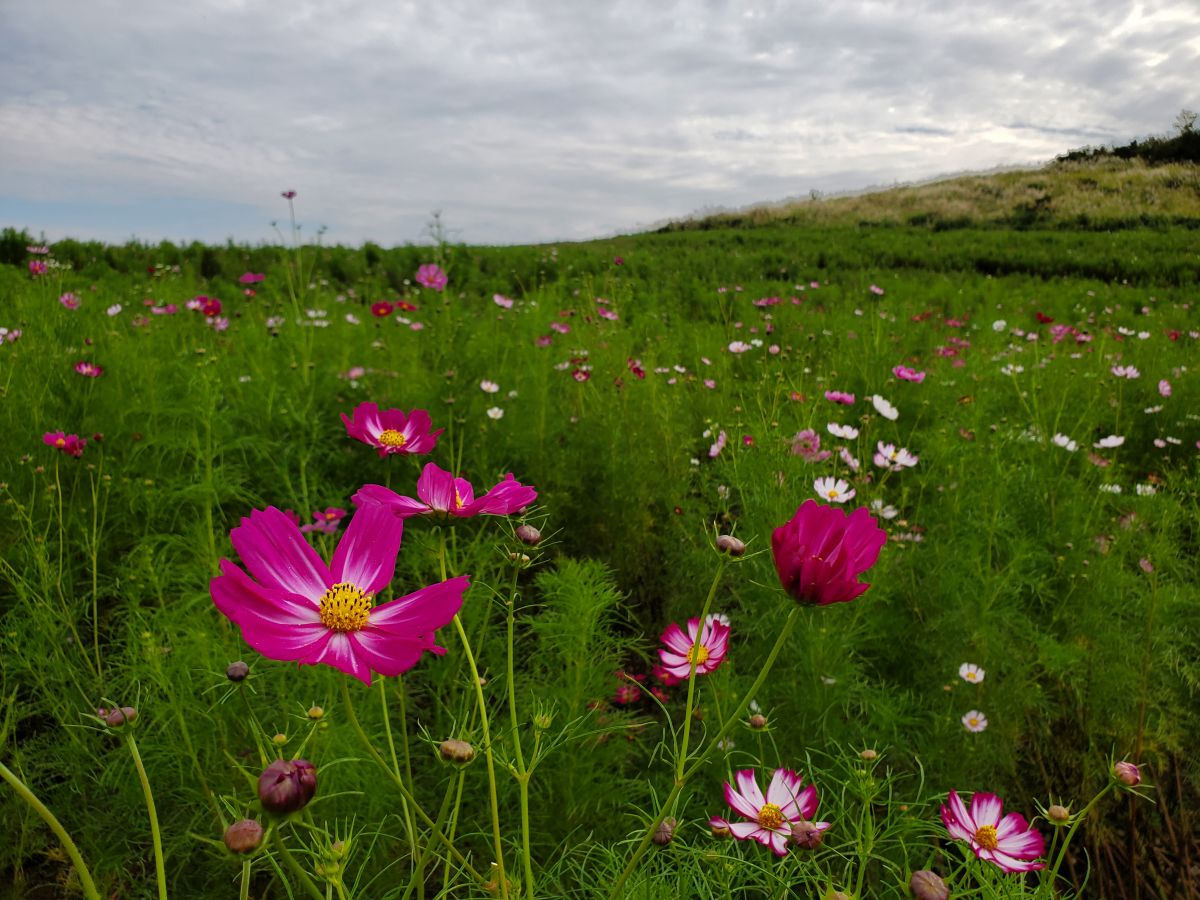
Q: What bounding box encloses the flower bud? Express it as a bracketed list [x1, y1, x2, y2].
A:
[1114, 761, 1141, 786]
[748, 713, 768, 730]
[104, 707, 138, 728]
[307, 706, 325, 720]
[515, 524, 542, 545]
[790, 820, 825, 850]
[226, 661, 250, 682]
[652, 817, 677, 845]
[258, 758, 317, 814]
[223, 819, 264, 854]
[715, 534, 746, 557]
[909, 870, 949, 900]
[439, 739, 476, 765]
[859, 748, 878, 761]
[1048, 804, 1071, 824]
[272, 733, 288, 746]
[709, 817, 731, 837]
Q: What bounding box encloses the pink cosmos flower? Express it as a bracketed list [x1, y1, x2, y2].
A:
[59, 293, 80, 310]
[29, 260, 48, 276]
[708, 430, 727, 458]
[825, 390, 855, 405]
[771, 500, 887, 606]
[1158, 379, 1171, 398]
[210, 505, 468, 686]
[790, 429, 831, 463]
[720, 769, 830, 856]
[550, 322, 571, 334]
[43, 431, 87, 458]
[354, 463, 536, 519]
[893, 365, 926, 383]
[598, 307, 619, 321]
[493, 294, 514, 309]
[341, 403, 442, 457]
[239, 272, 265, 284]
[415, 264, 448, 291]
[74, 361, 103, 378]
[657, 616, 730, 679]
[300, 507, 348, 534]
[940, 791, 1045, 873]
[281, 190, 297, 199]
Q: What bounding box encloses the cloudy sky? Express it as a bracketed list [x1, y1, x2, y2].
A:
[2, 0, 1197, 246]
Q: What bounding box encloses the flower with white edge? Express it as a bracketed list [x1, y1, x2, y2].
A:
[959, 663, 985, 684]
[1052, 434, 1078, 452]
[706, 612, 731, 627]
[813, 476, 855, 504]
[962, 710, 988, 733]
[1094, 435, 1125, 449]
[870, 395, 899, 420]
[480, 380, 500, 394]
[838, 446, 860, 471]
[1110, 366, 1140, 379]
[873, 442, 919, 469]
[869, 499, 899, 520]
[827, 423, 859, 440]
[486, 407, 504, 420]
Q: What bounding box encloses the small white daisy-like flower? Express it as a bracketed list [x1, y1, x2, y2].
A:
[480, 379, 500, 394]
[1143, 406, 1162, 414]
[959, 663, 986, 684]
[1099, 484, 1123, 494]
[1094, 435, 1125, 449]
[486, 406, 504, 420]
[813, 476, 855, 503]
[1000, 364, 1024, 376]
[1052, 433, 1078, 452]
[962, 710, 988, 733]
[827, 422, 860, 440]
[992, 319, 1007, 332]
[870, 395, 899, 421]
[873, 442, 919, 469]
[1135, 484, 1156, 496]
[106, 304, 122, 316]
[869, 499, 899, 520]
[1111, 365, 1140, 379]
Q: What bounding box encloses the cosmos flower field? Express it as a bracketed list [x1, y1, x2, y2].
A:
[0, 206, 1197, 899]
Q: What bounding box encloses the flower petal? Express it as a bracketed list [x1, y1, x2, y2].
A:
[331, 504, 404, 594]
[369, 576, 469, 634]
[734, 769, 766, 809]
[970, 792, 1004, 828]
[723, 782, 761, 821]
[211, 560, 322, 628]
[230, 507, 331, 597]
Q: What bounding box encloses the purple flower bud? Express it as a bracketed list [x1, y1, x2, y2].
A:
[748, 713, 768, 730]
[226, 661, 250, 682]
[439, 739, 476, 765]
[715, 534, 746, 557]
[104, 707, 138, 728]
[223, 819, 264, 854]
[790, 820, 825, 849]
[652, 816, 677, 845]
[515, 524, 542, 545]
[909, 870, 949, 900]
[1114, 761, 1141, 786]
[259, 758, 317, 814]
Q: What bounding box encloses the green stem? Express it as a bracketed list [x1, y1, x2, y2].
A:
[338, 680, 483, 883]
[0, 760, 101, 900]
[125, 733, 167, 900]
[506, 581, 535, 900]
[271, 828, 325, 900]
[608, 605, 802, 899]
[239, 858, 251, 900]
[676, 560, 726, 781]
[378, 677, 416, 853]
[1047, 781, 1116, 889]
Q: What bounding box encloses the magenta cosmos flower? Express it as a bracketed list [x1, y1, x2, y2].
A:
[74, 361, 103, 378]
[657, 615, 730, 679]
[940, 791, 1045, 873]
[720, 769, 830, 856]
[210, 505, 468, 685]
[43, 431, 87, 458]
[771, 500, 886, 605]
[354, 463, 536, 519]
[415, 264, 448, 291]
[341, 402, 442, 457]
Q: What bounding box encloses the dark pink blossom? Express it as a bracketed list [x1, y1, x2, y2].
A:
[43, 431, 87, 458]
[354, 463, 536, 520]
[341, 403, 442, 457]
[415, 264, 448, 291]
[940, 791, 1045, 873]
[771, 500, 886, 606]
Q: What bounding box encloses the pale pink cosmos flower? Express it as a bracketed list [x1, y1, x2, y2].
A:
[720, 769, 830, 856]
[480, 380, 500, 394]
[493, 294, 514, 309]
[870, 395, 899, 421]
[873, 442, 919, 470]
[892, 365, 926, 383]
[354, 463, 536, 519]
[300, 507, 347, 534]
[59, 293, 80, 310]
[415, 264, 448, 291]
[210, 505, 468, 686]
[791, 429, 831, 463]
[962, 710, 988, 732]
[838, 446, 860, 471]
[1158, 379, 1171, 397]
[657, 616, 730, 679]
[550, 322, 571, 334]
[728, 340, 752, 353]
[959, 663, 985, 684]
[827, 423, 859, 440]
[940, 791, 1045, 873]
[813, 476, 855, 503]
[825, 391, 855, 405]
[106, 304, 122, 316]
[74, 361, 103, 378]
[1111, 365, 1140, 379]
[598, 307, 619, 321]
[341, 403, 442, 457]
[1094, 435, 1125, 449]
[708, 430, 727, 458]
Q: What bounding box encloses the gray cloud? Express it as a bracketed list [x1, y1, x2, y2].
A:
[1, 0, 1197, 245]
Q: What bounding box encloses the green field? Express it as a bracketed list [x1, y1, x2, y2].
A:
[1, 166, 1197, 898]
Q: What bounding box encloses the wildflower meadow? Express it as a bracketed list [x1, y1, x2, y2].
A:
[0, 182, 1197, 899]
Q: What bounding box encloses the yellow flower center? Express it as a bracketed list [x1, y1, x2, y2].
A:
[827, 490, 839, 499]
[686, 644, 709, 665]
[55, 438, 66, 448]
[319, 582, 371, 632]
[974, 824, 999, 850]
[757, 803, 784, 830]
[454, 489, 464, 509]
[378, 429, 407, 448]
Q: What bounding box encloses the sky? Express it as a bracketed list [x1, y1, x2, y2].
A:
[1, 0, 1197, 247]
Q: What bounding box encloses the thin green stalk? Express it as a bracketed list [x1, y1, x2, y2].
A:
[1046, 781, 1116, 890]
[443, 771, 466, 890]
[676, 560, 726, 781]
[608, 605, 802, 899]
[125, 732, 167, 900]
[505, 578, 535, 900]
[239, 858, 251, 900]
[338, 680, 483, 883]
[378, 677, 416, 854]
[403, 765, 463, 900]
[0, 760, 101, 900]
[270, 828, 325, 900]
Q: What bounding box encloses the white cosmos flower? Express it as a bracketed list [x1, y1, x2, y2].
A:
[962, 710, 988, 733]
[1099, 484, 1122, 494]
[959, 663, 986, 684]
[813, 476, 856, 504]
[486, 407, 504, 420]
[871, 395, 899, 420]
[1135, 484, 1157, 496]
[827, 422, 860, 440]
[480, 380, 500, 393]
[1094, 435, 1125, 449]
[869, 499, 899, 520]
[992, 320, 1007, 332]
[1052, 433, 1078, 452]
[873, 442, 919, 469]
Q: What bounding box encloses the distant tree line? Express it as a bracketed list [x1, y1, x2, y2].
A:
[1058, 109, 1200, 164]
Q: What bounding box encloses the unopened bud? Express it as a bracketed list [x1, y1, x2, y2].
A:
[439, 739, 476, 765]
[859, 748, 878, 761]
[709, 817, 731, 837]
[258, 758, 317, 814]
[307, 706, 324, 720]
[749, 713, 768, 730]
[104, 707, 138, 728]
[515, 524, 542, 545]
[533, 712, 553, 730]
[715, 534, 746, 557]
[652, 816, 677, 845]
[272, 733, 288, 746]
[909, 869, 949, 900]
[1114, 761, 1141, 786]
[790, 820, 825, 850]
[226, 661, 250, 682]
[1048, 804, 1071, 824]
[223, 819, 264, 854]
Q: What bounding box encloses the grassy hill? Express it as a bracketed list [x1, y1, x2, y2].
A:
[660, 157, 1200, 232]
